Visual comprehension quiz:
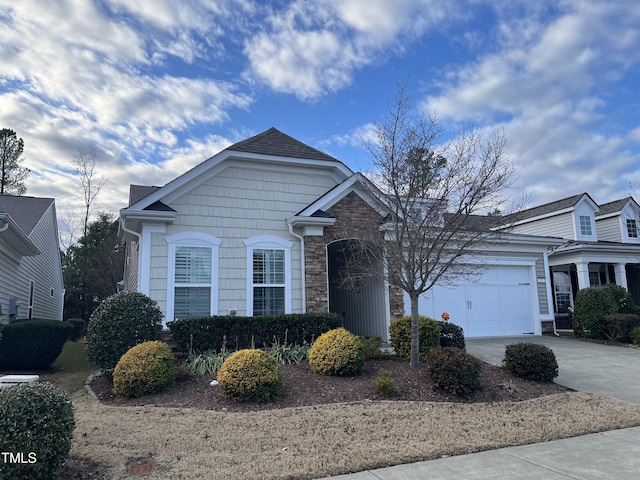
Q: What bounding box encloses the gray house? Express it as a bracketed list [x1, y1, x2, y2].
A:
[0, 195, 64, 322]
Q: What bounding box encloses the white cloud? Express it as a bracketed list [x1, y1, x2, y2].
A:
[244, 0, 454, 100]
[421, 0, 640, 204]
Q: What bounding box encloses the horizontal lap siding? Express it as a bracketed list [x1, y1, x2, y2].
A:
[151, 164, 339, 318]
[511, 212, 574, 239]
[0, 204, 64, 321]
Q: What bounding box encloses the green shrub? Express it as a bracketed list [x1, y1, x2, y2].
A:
[265, 337, 310, 365]
[374, 368, 395, 395]
[427, 347, 482, 396]
[0, 320, 73, 370]
[360, 336, 384, 360]
[86, 291, 163, 373]
[309, 328, 365, 376]
[573, 286, 618, 338]
[113, 341, 175, 398]
[503, 342, 558, 382]
[603, 314, 640, 343]
[169, 312, 342, 354]
[631, 327, 640, 345]
[389, 315, 440, 360]
[0, 382, 75, 480]
[603, 283, 635, 314]
[65, 318, 86, 341]
[217, 349, 282, 402]
[438, 321, 466, 349]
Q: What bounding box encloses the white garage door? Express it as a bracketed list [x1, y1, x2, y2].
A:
[409, 266, 535, 337]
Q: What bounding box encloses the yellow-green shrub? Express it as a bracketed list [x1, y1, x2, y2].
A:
[217, 349, 282, 402]
[113, 341, 175, 398]
[389, 315, 440, 360]
[374, 368, 395, 395]
[309, 327, 365, 376]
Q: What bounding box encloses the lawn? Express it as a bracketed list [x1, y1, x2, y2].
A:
[21, 342, 640, 479]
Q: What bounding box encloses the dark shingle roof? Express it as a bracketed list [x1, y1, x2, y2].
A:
[226, 127, 339, 162]
[503, 193, 589, 224]
[129, 185, 161, 206]
[0, 195, 53, 235]
[596, 197, 632, 217]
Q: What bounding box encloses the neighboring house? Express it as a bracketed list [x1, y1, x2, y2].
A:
[120, 127, 566, 339]
[497, 193, 640, 329]
[0, 195, 64, 322]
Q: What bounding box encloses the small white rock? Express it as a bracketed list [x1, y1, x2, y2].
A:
[210, 380, 219, 386]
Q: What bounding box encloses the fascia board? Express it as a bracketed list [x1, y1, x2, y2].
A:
[0, 214, 40, 256]
[299, 175, 388, 217]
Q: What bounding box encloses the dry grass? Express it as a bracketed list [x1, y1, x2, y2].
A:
[71, 388, 640, 480]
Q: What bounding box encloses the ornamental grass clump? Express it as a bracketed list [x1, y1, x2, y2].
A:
[308, 327, 365, 376]
[217, 349, 282, 402]
[113, 341, 175, 398]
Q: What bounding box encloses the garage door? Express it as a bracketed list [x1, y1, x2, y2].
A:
[408, 266, 535, 337]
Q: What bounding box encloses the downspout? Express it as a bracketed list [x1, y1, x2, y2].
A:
[288, 222, 306, 313]
[119, 215, 142, 292]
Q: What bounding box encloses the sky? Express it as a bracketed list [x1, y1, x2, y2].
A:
[1, 0, 639, 246]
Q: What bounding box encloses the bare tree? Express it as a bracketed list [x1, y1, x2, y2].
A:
[71, 147, 108, 236]
[354, 83, 522, 366]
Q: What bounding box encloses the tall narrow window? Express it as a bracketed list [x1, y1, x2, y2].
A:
[166, 232, 221, 322]
[579, 215, 593, 236]
[174, 246, 212, 319]
[28, 280, 35, 319]
[244, 236, 292, 316]
[627, 219, 638, 238]
[252, 249, 285, 316]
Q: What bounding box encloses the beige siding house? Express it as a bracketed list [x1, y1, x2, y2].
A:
[0, 196, 64, 322]
[120, 128, 568, 339]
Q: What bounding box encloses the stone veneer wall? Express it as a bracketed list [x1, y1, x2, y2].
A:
[304, 191, 404, 319]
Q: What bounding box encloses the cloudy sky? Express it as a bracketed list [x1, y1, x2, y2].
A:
[1, 0, 639, 244]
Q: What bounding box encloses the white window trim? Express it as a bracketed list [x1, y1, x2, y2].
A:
[166, 232, 221, 324]
[244, 235, 293, 316]
[626, 218, 638, 238]
[579, 215, 593, 237]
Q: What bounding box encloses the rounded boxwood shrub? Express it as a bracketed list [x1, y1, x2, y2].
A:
[438, 321, 466, 349]
[217, 349, 282, 402]
[603, 283, 635, 314]
[389, 315, 440, 360]
[0, 320, 73, 370]
[0, 382, 75, 480]
[503, 342, 558, 382]
[86, 291, 163, 373]
[426, 347, 482, 396]
[65, 318, 86, 341]
[113, 341, 175, 398]
[573, 286, 618, 338]
[308, 327, 365, 376]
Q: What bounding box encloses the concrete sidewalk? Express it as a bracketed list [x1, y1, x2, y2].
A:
[327, 427, 640, 479]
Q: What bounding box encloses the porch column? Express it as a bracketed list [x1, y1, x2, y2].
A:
[614, 263, 629, 291]
[575, 261, 591, 291]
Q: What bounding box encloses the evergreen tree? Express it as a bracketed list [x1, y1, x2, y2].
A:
[0, 128, 30, 195]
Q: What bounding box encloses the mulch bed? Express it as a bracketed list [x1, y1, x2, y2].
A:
[89, 358, 571, 413]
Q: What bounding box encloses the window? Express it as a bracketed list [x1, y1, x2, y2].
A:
[166, 233, 221, 321]
[244, 236, 292, 316]
[579, 215, 592, 236]
[28, 280, 35, 319]
[627, 219, 638, 238]
[553, 271, 572, 314]
[589, 271, 601, 287]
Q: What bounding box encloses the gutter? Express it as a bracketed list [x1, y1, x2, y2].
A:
[287, 222, 306, 313]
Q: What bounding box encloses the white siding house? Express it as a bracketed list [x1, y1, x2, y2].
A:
[0, 196, 64, 322]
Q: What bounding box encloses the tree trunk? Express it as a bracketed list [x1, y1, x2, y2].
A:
[410, 291, 420, 367]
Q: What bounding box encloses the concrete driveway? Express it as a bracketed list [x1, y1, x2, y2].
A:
[466, 335, 640, 404]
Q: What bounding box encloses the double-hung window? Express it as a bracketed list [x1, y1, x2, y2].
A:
[627, 219, 638, 238]
[166, 232, 221, 321]
[244, 236, 292, 316]
[579, 215, 593, 236]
